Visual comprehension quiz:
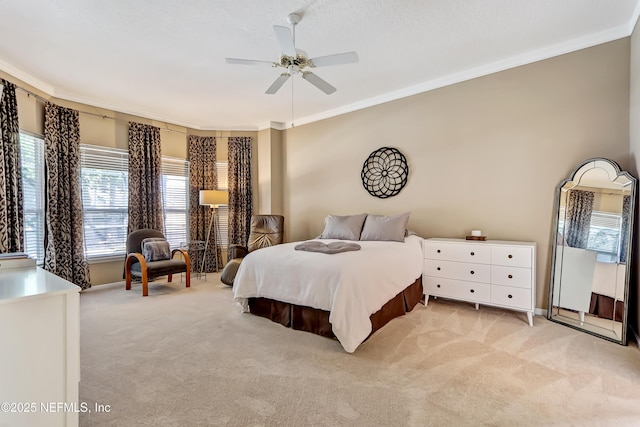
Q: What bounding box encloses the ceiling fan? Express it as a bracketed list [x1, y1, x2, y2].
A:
[225, 13, 358, 95]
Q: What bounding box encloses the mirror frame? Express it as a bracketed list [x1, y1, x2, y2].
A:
[547, 158, 636, 345]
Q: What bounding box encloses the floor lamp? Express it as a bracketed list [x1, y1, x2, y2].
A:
[199, 189, 228, 277]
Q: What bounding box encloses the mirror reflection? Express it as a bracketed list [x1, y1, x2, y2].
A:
[548, 158, 635, 344]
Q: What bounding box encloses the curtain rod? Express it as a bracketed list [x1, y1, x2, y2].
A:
[15, 85, 189, 135]
[14, 85, 246, 138]
[16, 86, 117, 122]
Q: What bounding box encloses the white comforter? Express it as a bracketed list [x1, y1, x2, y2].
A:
[233, 235, 424, 353]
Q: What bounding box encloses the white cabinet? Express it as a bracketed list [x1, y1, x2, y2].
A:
[0, 266, 80, 427]
[423, 238, 536, 326]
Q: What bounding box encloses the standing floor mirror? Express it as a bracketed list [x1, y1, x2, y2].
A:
[548, 158, 636, 345]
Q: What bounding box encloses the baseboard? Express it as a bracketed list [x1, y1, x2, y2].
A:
[535, 307, 547, 317]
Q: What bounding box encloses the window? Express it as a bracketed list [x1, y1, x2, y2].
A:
[586, 211, 621, 262]
[558, 206, 622, 262]
[161, 157, 190, 248]
[80, 145, 129, 259]
[19, 132, 45, 263]
[19, 141, 190, 261]
[80, 145, 191, 259]
[216, 161, 229, 248]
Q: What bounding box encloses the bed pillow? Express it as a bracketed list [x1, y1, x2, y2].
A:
[141, 238, 171, 262]
[319, 213, 368, 241]
[360, 212, 411, 242]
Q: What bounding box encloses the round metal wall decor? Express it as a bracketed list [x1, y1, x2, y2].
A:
[361, 147, 409, 198]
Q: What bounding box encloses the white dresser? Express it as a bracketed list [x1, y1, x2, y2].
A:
[0, 265, 80, 427]
[423, 238, 536, 326]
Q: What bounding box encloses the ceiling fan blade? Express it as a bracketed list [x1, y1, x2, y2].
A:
[309, 51, 359, 67]
[265, 73, 291, 95]
[301, 72, 336, 95]
[273, 25, 296, 57]
[225, 58, 275, 66]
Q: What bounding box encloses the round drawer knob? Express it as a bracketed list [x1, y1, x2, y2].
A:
[437, 284, 441, 288]
[437, 249, 441, 253]
[470, 251, 475, 256]
[470, 289, 475, 293]
[508, 294, 513, 299]
[437, 267, 441, 271]
[470, 271, 475, 275]
[508, 274, 513, 279]
[508, 254, 513, 259]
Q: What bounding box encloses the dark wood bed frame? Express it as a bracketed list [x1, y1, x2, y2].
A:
[247, 277, 423, 341]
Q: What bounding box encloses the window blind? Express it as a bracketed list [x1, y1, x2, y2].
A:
[586, 211, 621, 259]
[216, 161, 229, 248]
[162, 157, 190, 248]
[19, 132, 45, 263]
[558, 205, 622, 261]
[80, 145, 129, 259]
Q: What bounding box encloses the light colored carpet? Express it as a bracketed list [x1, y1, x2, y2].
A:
[79, 275, 640, 426]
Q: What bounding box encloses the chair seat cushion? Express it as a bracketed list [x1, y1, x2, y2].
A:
[130, 259, 187, 278]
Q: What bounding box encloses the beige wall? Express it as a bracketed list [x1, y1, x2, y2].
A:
[256, 128, 284, 215]
[629, 20, 640, 336]
[3, 70, 257, 285]
[282, 39, 631, 311]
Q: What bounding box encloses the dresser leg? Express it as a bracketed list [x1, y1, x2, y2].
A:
[527, 312, 533, 327]
[474, 303, 479, 310]
[424, 295, 429, 306]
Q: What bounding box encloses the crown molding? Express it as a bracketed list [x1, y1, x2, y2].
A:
[0, 58, 55, 95]
[285, 24, 632, 129]
[1, 17, 636, 132]
[629, 0, 640, 34]
[58, 91, 265, 131]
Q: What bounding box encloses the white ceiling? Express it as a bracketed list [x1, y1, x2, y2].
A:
[0, 0, 639, 131]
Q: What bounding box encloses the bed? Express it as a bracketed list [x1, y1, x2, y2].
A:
[232, 233, 424, 353]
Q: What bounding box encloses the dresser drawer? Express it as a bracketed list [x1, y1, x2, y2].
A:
[491, 246, 532, 268]
[424, 259, 490, 283]
[424, 242, 490, 264]
[490, 266, 532, 289]
[490, 285, 532, 310]
[424, 276, 491, 303]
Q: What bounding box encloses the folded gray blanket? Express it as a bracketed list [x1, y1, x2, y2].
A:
[294, 241, 361, 254]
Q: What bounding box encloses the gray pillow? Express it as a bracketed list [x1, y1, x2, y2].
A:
[319, 213, 368, 240]
[141, 238, 171, 262]
[360, 212, 411, 242]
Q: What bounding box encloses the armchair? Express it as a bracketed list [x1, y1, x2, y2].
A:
[125, 229, 191, 296]
[221, 215, 284, 286]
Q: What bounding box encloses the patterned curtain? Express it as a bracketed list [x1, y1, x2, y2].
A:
[44, 102, 90, 289]
[127, 122, 163, 233]
[187, 135, 222, 272]
[0, 80, 24, 253]
[228, 137, 252, 247]
[565, 189, 595, 249]
[620, 195, 631, 263]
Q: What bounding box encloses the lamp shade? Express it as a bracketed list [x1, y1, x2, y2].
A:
[199, 190, 228, 207]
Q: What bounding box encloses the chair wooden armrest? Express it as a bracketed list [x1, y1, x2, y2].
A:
[125, 252, 148, 294]
[171, 248, 191, 288]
